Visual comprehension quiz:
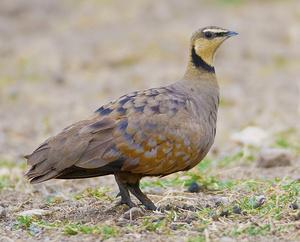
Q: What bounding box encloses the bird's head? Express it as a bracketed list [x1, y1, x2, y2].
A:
[190, 26, 238, 72]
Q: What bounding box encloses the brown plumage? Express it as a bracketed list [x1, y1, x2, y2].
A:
[25, 26, 237, 210]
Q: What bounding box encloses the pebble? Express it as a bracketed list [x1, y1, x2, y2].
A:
[290, 203, 299, 210]
[187, 182, 201, 193]
[257, 148, 292, 168]
[232, 205, 242, 214]
[253, 195, 266, 208]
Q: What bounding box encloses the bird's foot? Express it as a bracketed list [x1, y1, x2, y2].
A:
[143, 202, 157, 211]
[116, 198, 137, 209]
[128, 185, 157, 211]
[138, 198, 157, 211]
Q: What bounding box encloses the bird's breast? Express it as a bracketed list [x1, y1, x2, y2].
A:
[116, 112, 217, 176]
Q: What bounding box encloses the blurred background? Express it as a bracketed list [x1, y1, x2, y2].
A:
[0, 1, 300, 240]
[0, 0, 299, 162]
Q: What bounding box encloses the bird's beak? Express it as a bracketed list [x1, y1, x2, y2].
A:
[226, 31, 238, 37]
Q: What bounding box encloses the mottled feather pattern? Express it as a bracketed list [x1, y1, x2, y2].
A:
[91, 87, 210, 175]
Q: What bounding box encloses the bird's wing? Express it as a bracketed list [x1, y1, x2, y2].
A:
[76, 87, 202, 175]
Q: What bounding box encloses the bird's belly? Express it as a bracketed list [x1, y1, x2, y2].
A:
[120, 122, 215, 176]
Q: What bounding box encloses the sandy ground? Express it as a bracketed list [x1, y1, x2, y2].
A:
[0, 0, 300, 241]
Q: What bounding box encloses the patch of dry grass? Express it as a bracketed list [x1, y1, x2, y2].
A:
[1, 151, 299, 241]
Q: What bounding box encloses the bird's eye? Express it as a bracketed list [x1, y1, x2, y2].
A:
[204, 31, 214, 39]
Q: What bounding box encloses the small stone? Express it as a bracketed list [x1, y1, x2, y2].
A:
[253, 195, 266, 208]
[290, 203, 299, 210]
[18, 209, 51, 217]
[232, 205, 242, 214]
[0, 206, 7, 218]
[122, 207, 144, 220]
[187, 182, 201, 193]
[257, 148, 292, 168]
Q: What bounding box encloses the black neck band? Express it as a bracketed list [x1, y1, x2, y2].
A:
[191, 46, 215, 73]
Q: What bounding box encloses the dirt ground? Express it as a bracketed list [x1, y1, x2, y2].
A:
[0, 0, 300, 241]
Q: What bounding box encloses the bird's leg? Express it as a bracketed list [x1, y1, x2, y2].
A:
[114, 175, 136, 208]
[128, 182, 157, 211]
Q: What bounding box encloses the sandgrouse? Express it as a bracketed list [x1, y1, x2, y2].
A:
[25, 26, 237, 210]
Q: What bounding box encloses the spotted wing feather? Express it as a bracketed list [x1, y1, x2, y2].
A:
[77, 87, 203, 175]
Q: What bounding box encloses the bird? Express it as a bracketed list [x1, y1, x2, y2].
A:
[25, 26, 238, 211]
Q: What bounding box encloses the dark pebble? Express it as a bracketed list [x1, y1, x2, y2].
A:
[253, 195, 266, 208]
[188, 182, 201, 193]
[232, 205, 242, 214]
[290, 203, 299, 210]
